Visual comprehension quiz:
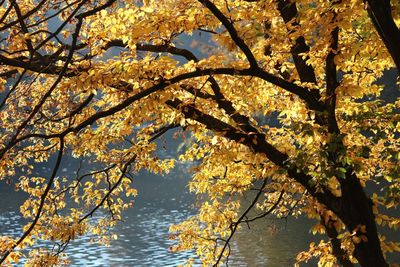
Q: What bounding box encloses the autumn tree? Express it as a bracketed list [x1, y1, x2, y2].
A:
[0, 0, 399, 266]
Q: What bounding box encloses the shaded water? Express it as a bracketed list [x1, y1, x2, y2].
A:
[0, 157, 316, 266]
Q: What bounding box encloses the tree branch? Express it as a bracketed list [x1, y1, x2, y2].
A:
[321, 216, 354, 267]
[198, 0, 258, 68]
[366, 0, 400, 75]
[166, 98, 340, 210]
[325, 25, 340, 134]
[276, 0, 318, 85]
[0, 0, 47, 31]
[12, 1, 35, 54]
[214, 179, 283, 266]
[0, 138, 64, 264]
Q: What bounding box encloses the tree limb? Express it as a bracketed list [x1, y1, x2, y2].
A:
[366, 0, 400, 75]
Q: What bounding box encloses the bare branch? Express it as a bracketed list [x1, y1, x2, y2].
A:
[214, 176, 283, 266]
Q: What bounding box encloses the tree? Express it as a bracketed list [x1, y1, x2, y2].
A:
[0, 0, 399, 266]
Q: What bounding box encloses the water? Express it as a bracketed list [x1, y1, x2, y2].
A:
[0, 157, 317, 267]
[64, 165, 197, 267]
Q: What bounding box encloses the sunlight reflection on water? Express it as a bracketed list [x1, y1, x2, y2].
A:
[0, 148, 316, 267]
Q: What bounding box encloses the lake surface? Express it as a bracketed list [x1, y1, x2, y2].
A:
[0, 145, 317, 266]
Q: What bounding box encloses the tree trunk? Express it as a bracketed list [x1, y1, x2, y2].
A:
[333, 173, 388, 267]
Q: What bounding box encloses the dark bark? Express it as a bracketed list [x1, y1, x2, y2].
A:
[338, 173, 388, 267]
[367, 0, 400, 75]
[325, 26, 340, 134]
[0, 1, 394, 265]
[167, 99, 388, 267]
[322, 11, 387, 266]
[276, 0, 324, 123]
[322, 217, 354, 267]
[276, 0, 317, 84]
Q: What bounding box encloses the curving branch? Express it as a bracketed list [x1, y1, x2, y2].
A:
[166, 98, 340, 208]
[166, 96, 387, 266]
[197, 0, 323, 110]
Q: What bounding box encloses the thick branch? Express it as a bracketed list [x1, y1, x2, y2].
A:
[1, 38, 324, 112]
[167, 97, 388, 266]
[0, 54, 65, 75]
[367, 0, 400, 75]
[276, 0, 317, 85]
[106, 40, 324, 110]
[325, 26, 340, 134]
[104, 41, 198, 62]
[320, 216, 354, 267]
[166, 99, 340, 209]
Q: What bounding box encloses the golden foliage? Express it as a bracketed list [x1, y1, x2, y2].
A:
[0, 0, 398, 266]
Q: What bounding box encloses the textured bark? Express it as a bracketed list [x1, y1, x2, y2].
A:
[277, 0, 317, 84]
[337, 173, 388, 267]
[322, 217, 354, 267]
[367, 0, 400, 75]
